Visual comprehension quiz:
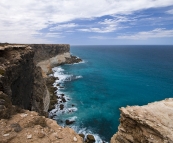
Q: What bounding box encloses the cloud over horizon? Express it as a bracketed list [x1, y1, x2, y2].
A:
[0, 0, 173, 44]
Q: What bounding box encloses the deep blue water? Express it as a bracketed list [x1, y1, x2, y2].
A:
[53, 45, 173, 142]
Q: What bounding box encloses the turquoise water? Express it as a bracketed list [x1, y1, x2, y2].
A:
[51, 45, 173, 142]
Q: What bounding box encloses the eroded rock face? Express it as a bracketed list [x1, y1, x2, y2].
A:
[0, 91, 24, 119]
[0, 45, 34, 110]
[31, 44, 70, 64]
[31, 44, 82, 77]
[110, 98, 173, 143]
[32, 66, 50, 116]
[0, 44, 77, 116]
[0, 44, 83, 143]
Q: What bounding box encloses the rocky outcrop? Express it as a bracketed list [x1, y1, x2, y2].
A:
[0, 91, 24, 119]
[111, 98, 173, 143]
[0, 109, 83, 143]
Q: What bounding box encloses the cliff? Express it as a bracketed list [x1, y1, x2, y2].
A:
[0, 44, 83, 143]
[0, 45, 35, 111]
[111, 98, 173, 143]
[0, 44, 81, 116]
[31, 44, 81, 77]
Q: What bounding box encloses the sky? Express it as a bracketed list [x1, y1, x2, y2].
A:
[0, 0, 173, 45]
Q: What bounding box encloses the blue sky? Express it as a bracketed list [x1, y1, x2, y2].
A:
[0, 0, 173, 45]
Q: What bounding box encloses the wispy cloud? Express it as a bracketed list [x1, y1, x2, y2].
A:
[116, 28, 173, 39]
[166, 9, 173, 14]
[89, 36, 111, 39]
[49, 23, 78, 31]
[45, 33, 64, 38]
[89, 28, 173, 40]
[78, 16, 130, 33]
[0, 0, 173, 43]
[78, 25, 117, 33]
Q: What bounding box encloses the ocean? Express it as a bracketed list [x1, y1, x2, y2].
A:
[50, 45, 173, 142]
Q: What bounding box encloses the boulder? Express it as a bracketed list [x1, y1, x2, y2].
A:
[79, 133, 85, 139]
[59, 104, 64, 110]
[86, 134, 95, 143]
[65, 119, 75, 125]
[62, 97, 66, 102]
[10, 123, 22, 132]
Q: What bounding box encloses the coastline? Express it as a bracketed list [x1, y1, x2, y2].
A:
[1, 44, 173, 143]
[49, 63, 106, 143]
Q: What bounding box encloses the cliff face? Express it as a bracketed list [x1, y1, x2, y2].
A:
[111, 99, 173, 143]
[31, 44, 81, 77]
[0, 45, 34, 111]
[0, 44, 78, 116]
[31, 44, 70, 64]
[0, 44, 83, 143]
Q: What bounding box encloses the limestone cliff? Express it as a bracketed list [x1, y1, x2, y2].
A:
[0, 44, 81, 116]
[30, 44, 82, 112]
[31, 44, 81, 77]
[111, 99, 173, 143]
[31, 44, 70, 64]
[0, 44, 83, 143]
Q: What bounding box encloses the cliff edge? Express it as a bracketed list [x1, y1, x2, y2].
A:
[0, 44, 83, 143]
[111, 98, 173, 143]
[0, 44, 81, 115]
[0, 91, 82, 143]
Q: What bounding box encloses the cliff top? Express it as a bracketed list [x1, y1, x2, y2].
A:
[0, 45, 28, 51]
[0, 110, 83, 143]
[111, 98, 173, 143]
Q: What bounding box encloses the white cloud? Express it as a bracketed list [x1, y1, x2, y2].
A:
[78, 16, 130, 33]
[0, 0, 173, 43]
[89, 36, 111, 39]
[99, 16, 130, 25]
[78, 25, 117, 33]
[166, 9, 173, 14]
[116, 28, 173, 39]
[45, 33, 64, 38]
[49, 23, 78, 31]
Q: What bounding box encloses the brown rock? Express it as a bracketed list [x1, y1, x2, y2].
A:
[10, 123, 22, 132]
[62, 97, 66, 102]
[37, 131, 45, 138]
[0, 105, 5, 110]
[65, 119, 75, 125]
[79, 133, 85, 139]
[60, 104, 64, 110]
[111, 98, 173, 143]
[86, 134, 95, 143]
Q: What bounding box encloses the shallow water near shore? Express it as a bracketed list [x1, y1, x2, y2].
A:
[51, 45, 173, 142]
